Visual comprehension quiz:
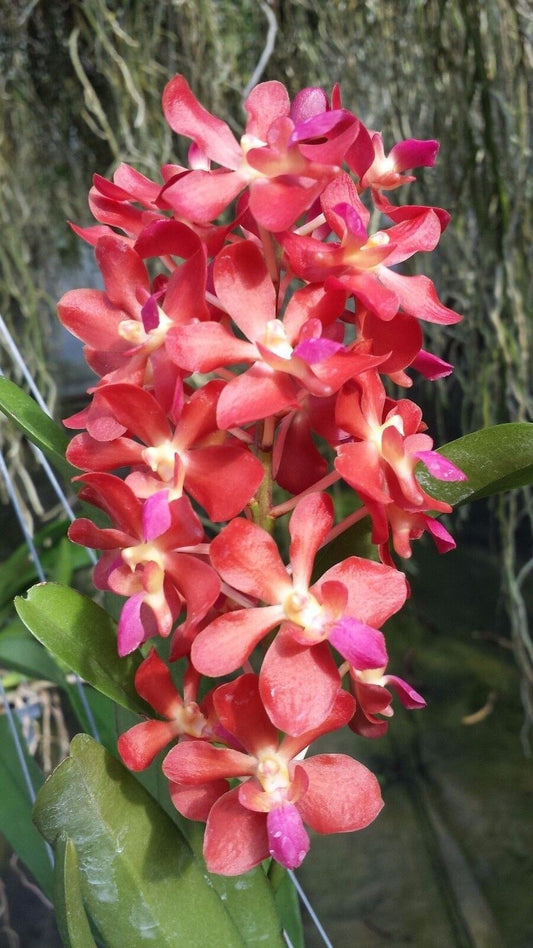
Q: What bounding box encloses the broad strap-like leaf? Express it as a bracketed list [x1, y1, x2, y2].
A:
[0, 376, 74, 479]
[15, 583, 147, 715]
[34, 736, 285, 948]
[53, 836, 98, 948]
[417, 423, 533, 505]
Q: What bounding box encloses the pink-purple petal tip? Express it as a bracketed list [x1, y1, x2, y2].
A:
[416, 450, 467, 482]
[267, 804, 310, 869]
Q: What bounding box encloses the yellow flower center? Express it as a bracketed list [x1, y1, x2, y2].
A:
[370, 414, 405, 453]
[361, 231, 390, 251]
[262, 320, 293, 359]
[176, 702, 208, 739]
[283, 590, 323, 630]
[122, 543, 165, 574]
[118, 309, 174, 353]
[143, 442, 180, 483]
[256, 752, 290, 795]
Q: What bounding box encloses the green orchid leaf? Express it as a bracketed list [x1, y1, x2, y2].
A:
[183, 821, 286, 947]
[0, 376, 74, 479]
[34, 735, 285, 948]
[0, 622, 70, 686]
[417, 422, 533, 506]
[15, 583, 147, 716]
[0, 714, 53, 897]
[53, 836, 98, 948]
[63, 684, 120, 753]
[52, 535, 91, 586]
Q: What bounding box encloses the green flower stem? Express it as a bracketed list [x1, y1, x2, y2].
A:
[251, 445, 275, 535]
[267, 858, 287, 892]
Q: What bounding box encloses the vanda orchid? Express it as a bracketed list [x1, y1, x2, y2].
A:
[57, 74, 467, 879]
[15, 71, 511, 942]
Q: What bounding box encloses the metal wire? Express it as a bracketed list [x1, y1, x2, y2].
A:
[242, 0, 278, 100]
[0, 314, 52, 416]
[288, 870, 334, 948]
[0, 324, 92, 555]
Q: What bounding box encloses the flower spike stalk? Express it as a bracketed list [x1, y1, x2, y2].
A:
[62, 74, 465, 875]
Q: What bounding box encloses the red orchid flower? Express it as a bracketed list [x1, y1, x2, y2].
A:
[66, 379, 264, 521]
[191, 492, 408, 734]
[335, 370, 466, 514]
[368, 499, 458, 564]
[118, 648, 212, 770]
[57, 69, 467, 880]
[349, 665, 426, 738]
[348, 131, 439, 191]
[68, 474, 219, 655]
[163, 674, 383, 875]
[281, 172, 462, 325]
[74, 165, 233, 257]
[59, 223, 209, 413]
[160, 76, 359, 229]
[167, 240, 382, 429]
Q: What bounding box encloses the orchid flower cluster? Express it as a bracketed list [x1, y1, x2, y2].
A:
[60, 76, 466, 876]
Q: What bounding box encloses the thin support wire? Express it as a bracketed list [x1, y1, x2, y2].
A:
[73, 681, 100, 742]
[29, 443, 76, 524]
[0, 313, 51, 415]
[288, 870, 334, 948]
[0, 325, 96, 563]
[0, 367, 96, 566]
[1, 316, 95, 542]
